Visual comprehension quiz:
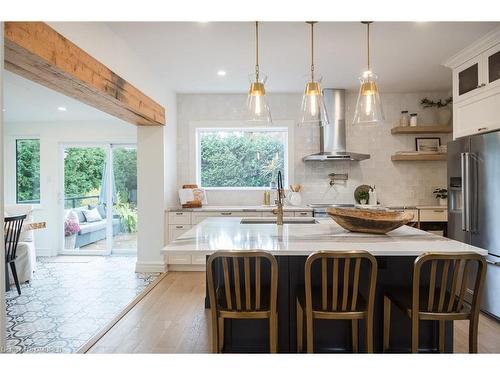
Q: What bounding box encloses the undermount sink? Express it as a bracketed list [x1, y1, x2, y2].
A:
[240, 218, 318, 224]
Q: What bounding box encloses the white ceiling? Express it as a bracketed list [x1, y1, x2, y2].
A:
[108, 21, 499, 93]
[3, 70, 124, 123]
[3, 22, 499, 123]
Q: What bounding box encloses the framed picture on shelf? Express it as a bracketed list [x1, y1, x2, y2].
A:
[415, 137, 441, 152]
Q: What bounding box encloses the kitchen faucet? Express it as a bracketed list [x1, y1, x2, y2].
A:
[276, 170, 285, 225]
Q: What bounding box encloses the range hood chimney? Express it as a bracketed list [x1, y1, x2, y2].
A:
[302, 88, 370, 162]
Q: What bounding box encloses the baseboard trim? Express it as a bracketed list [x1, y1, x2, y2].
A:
[135, 260, 167, 273]
[78, 270, 168, 353]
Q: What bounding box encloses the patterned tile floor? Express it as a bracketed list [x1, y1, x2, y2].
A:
[5, 256, 159, 353]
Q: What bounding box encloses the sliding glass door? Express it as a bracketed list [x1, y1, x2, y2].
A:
[61, 144, 137, 255]
[111, 145, 138, 253]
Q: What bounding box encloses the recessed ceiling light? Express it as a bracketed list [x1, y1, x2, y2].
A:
[57, 106, 67, 112]
[2, 108, 5, 112]
[217, 70, 227, 77]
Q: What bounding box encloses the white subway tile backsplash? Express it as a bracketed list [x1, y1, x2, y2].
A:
[177, 91, 451, 207]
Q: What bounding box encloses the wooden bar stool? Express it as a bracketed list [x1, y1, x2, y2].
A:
[296, 250, 377, 353]
[383, 252, 486, 353]
[207, 250, 278, 353]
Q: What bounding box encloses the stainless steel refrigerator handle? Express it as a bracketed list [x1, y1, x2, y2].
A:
[464, 152, 472, 232]
[461, 152, 467, 231]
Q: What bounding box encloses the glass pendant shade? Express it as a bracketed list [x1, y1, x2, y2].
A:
[300, 79, 329, 125]
[352, 70, 384, 125]
[247, 73, 272, 123]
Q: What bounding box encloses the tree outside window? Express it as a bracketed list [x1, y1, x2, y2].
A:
[16, 139, 41, 204]
[198, 129, 287, 188]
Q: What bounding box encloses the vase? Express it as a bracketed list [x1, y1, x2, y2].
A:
[65, 234, 77, 249]
[438, 198, 447, 206]
[437, 107, 451, 126]
[287, 192, 302, 206]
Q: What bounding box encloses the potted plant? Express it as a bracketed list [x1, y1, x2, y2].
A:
[358, 190, 370, 205]
[64, 215, 80, 249]
[433, 188, 448, 206]
[420, 97, 453, 126]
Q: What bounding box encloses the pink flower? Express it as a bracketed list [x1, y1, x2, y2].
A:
[64, 217, 80, 236]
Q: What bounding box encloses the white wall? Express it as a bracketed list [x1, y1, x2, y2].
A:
[3, 120, 136, 255]
[177, 92, 452, 207]
[46, 22, 177, 271]
[1, 21, 6, 353]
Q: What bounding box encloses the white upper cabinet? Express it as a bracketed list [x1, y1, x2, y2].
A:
[485, 43, 500, 89]
[453, 54, 483, 102]
[444, 27, 500, 139]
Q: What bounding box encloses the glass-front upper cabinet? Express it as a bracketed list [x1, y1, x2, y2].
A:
[455, 56, 482, 99]
[486, 43, 500, 86]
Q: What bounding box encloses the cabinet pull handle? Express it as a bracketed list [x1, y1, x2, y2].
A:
[433, 210, 444, 213]
[175, 212, 183, 215]
[220, 212, 232, 216]
[175, 225, 183, 229]
[476, 83, 486, 88]
[478, 127, 488, 132]
[299, 212, 307, 216]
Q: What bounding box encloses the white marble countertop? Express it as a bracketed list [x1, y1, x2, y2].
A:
[161, 217, 486, 257]
[166, 205, 313, 212]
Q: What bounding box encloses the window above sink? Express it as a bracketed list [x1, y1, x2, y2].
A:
[196, 127, 289, 190]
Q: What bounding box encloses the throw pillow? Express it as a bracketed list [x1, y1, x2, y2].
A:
[82, 208, 102, 223]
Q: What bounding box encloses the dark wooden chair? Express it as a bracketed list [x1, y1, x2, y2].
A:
[296, 250, 378, 353]
[4, 214, 27, 295]
[206, 250, 278, 353]
[383, 252, 487, 353]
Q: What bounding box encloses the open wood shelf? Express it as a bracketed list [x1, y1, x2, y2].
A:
[391, 153, 447, 161]
[391, 125, 453, 134]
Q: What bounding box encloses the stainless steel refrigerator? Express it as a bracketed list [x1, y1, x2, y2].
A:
[448, 130, 500, 320]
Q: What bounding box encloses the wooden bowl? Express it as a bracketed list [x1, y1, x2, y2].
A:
[326, 207, 414, 234]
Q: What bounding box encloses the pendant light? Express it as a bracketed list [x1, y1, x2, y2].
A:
[247, 21, 272, 123]
[353, 21, 384, 125]
[300, 21, 329, 125]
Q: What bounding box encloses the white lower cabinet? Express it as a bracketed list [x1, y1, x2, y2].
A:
[169, 224, 192, 241]
[419, 208, 448, 222]
[192, 211, 261, 224]
[191, 254, 208, 265]
[167, 254, 191, 265]
[294, 211, 313, 217]
[165, 208, 313, 268]
[262, 211, 294, 217]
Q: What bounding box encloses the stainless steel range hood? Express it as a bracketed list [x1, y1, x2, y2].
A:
[302, 89, 370, 162]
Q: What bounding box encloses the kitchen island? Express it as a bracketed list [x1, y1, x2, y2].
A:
[161, 217, 487, 353]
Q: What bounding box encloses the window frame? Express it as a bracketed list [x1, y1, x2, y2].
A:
[13, 136, 41, 206]
[195, 125, 290, 190]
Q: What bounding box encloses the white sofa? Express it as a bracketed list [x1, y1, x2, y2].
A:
[5, 204, 37, 285]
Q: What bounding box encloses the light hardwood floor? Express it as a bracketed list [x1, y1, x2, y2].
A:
[87, 271, 500, 354]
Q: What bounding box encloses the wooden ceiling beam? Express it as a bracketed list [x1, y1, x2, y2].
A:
[4, 22, 165, 126]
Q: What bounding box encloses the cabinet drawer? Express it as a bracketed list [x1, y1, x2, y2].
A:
[262, 211, 294, 217]
[169, 224, 192, 242]
[191, 254, 207, 265]
[168, 211, 191, 225]
[167, 254, 191, 265]
[294, 211, 312, 217]
[192, 211, 260, 224]
[419, 209, 448, 222]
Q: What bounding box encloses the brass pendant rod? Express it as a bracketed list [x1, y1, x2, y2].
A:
[305, 21, 318, 81]
[367, 22, 371, 71]
[255, 21, 260, 80]
[361, 21, 373, 71]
